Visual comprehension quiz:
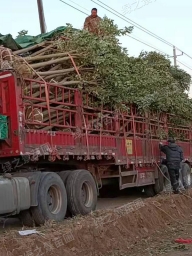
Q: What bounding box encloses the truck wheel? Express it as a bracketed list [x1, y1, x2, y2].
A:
[66, 169, 97, 216]
[154, 170, 164, 194]
[58, 171, 72, 185]
[144, 185, 155, 197]
[31, 172, 67, 226]
[162, 166, 171, 192]
[19, 210, 34, 227]
[154, 165, 170, 194]
[181, 163, 191, 189]
[58, 171, 73, 218]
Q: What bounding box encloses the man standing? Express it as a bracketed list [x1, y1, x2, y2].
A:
[159, 138, 184, 194]
[83, 8, 102, 35]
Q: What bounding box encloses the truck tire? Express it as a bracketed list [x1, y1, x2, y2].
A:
[154, 170, 164, 194]
[162, 166, 171, 192]
[144, 165, 171, 197]
[144, 185, 155, 197]
[58, 171, 72, 185]
[58, 171, 73, 218]
[66, 169, 97, 216]
[154, 165, 170, 194]
[31, 172, 67, 226]
[181, 163, 191, 189]
[19, 210, 34, 227]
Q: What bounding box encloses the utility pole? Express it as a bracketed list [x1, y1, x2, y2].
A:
[172, 46, 184, 67]
[173, 46, 177, 67]
[37, 0, 46, 34]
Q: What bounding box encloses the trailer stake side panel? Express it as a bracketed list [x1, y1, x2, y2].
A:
[0, 71, 191, 167]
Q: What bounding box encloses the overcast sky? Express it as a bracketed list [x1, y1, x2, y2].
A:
[2, 0, 192, 94]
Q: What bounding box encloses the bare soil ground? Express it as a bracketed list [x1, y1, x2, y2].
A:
[1, 191, 192, 256]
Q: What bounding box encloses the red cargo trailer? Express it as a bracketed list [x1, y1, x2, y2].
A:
[0, 70, 191, 226]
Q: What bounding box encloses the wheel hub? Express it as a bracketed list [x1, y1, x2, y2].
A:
[47, 185, 62, 214]
[81, 182, 93, 208]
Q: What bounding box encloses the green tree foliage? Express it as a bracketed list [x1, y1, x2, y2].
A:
[17, 30, 28, 38]
[170, 66, 191, 92]
[60, 17, 192, 119]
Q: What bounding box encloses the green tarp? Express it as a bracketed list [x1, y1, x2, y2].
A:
[0, 34, 21, 50]
[0, 26, 68, 50]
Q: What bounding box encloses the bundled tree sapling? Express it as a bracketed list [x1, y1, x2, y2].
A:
[0, 17, 191, 131]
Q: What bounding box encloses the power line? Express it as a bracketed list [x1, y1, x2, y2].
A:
[177, 50, 192, 61]
[92, 0, 192, 61]
[65, 0, 170, 57]
[58, 0, 88, 15]
[128, 35, 170, 56]
[91, 0, 173, 47]
[65, 0, 90, 12]
[59, 0, 188, 62]
[177, 60, 192, 71]
[57, 0, 192, 76]
[59, 0, 171, 56]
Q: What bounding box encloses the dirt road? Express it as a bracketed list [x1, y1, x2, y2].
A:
[1, 191, 192, 256]
[0, 188, 145, 231]
[97, 187, 146, 209]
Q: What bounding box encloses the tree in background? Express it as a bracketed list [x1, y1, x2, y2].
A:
[17, 30, 28, 38]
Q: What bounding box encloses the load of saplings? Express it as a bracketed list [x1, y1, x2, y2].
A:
[0, 17, 191, 137]
[52, 18, 191, 117]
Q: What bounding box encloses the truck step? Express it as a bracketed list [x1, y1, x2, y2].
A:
[120, 183, 137, 189]
[120, 171, 137, 177]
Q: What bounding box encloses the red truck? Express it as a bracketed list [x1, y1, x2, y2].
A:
[0, 70, 191, 226]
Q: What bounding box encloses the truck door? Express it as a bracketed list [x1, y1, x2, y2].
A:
[0, 71, 20, 156]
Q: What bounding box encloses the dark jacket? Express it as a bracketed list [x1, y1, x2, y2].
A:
[159, 142, 184, 168]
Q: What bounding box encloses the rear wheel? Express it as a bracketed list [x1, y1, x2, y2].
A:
[162, 166, 171, 192]
[144, 185, 155, 197]
[154, 168, 164, 194]
[66, 169, 97, 216]
[58, 171, 72, 185]
[59, 171, 73, 218]
[145, 165, 171, 196]
[31, 172, 67, 226]
[181, 163, 191, 189]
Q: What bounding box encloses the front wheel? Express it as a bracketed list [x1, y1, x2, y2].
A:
[66, 169, 97, 216]
[31, 172, 67, 226]
[19, 210, 34, 227]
